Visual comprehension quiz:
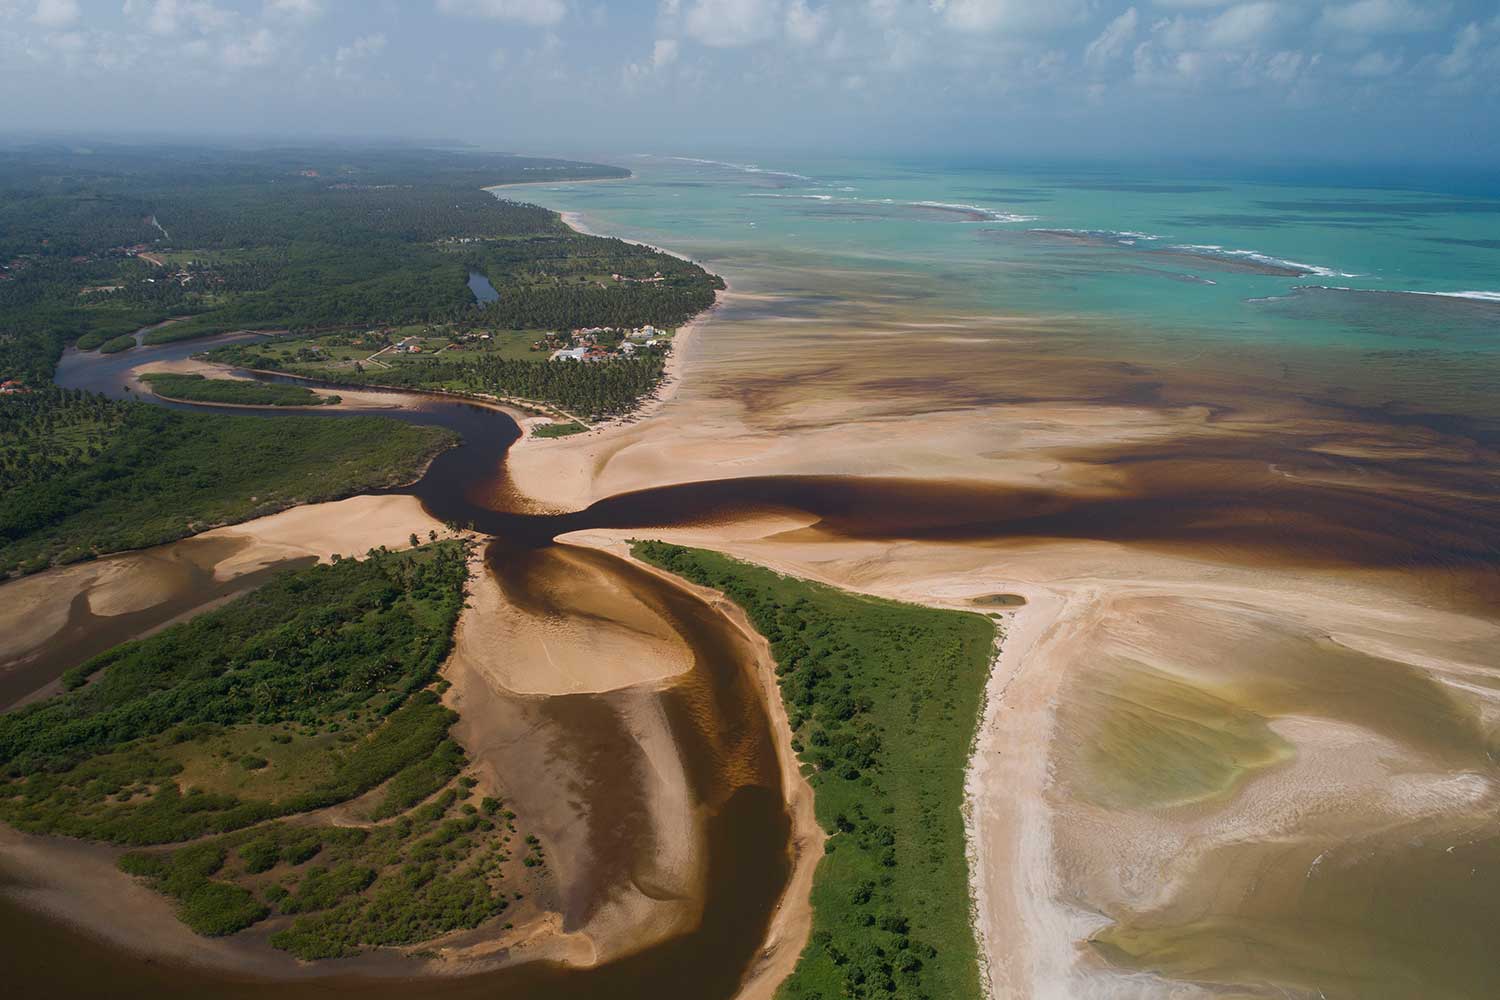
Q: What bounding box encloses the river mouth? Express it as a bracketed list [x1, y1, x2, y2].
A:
[3, 345, 794, 999]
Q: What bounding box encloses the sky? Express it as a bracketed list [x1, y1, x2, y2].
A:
[2, 0, 1498, 164]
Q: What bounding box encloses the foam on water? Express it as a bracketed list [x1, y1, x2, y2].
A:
[664, 155, 812, 182]
[745, 192, 1035, 222]
[1168, 244, 1359, 278]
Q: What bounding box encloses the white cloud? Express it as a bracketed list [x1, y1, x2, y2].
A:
[435, 0, 566, 27]
[1319, 0, 1448, 37]
[1085, 6, 1138, 68]
[31, 0, 78, 29]
[939, 0, 1086, 33]
[784, 0, 826, 46]
[335, 32, 386, 64]
[1203, 2, 1280, 49]
[1435, 19, 1481, 77]
[137, 0, 236, 38]
[624, 36, 681, 84]
[222, 26, 276, 67]
[652, 37, 679, 67]
[1350, 48, 1401, 75]
[1260, 47, 1303, 82]
[265, 0, 323, 22]
[684, 0, 779, 48]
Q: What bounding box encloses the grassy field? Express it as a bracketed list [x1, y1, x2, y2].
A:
[139, 372, 337, 406]
[632, 543, 995, 1000]
[0, 544, 549, 955]
[0, 392, 456, 576]
[216, 326, 550, 375]
[531, 420, 588, 438]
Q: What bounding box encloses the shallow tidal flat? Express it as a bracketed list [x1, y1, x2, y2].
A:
[504, 247, 1500, 997]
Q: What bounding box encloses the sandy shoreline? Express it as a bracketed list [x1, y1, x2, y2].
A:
[578, 536, 825, 1000]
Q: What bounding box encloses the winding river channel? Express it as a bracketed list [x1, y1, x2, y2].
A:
[3, 336, 793, 999]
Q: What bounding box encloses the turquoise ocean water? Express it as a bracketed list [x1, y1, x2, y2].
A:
[516, 154, 1499, 413]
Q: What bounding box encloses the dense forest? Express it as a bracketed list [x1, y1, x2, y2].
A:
[0, 544, 548, 954]
[0, 143, 716, 385]
[0, 143, 716, 571]
[633, 542, 995, 1000]
[0, 386, 454, 576]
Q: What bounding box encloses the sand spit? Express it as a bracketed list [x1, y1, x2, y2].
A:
[443, 545, 703, 972]
[129, 357, 418, 411]
[457, 542, 694, 695]
[201, 494, 445, 580]
[573, 535, 826, 1000]
[0, 825, 320, 978]
[0, 495, 444, 682]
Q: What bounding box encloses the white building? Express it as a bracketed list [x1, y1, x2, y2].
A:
[551, 347, 588, 361]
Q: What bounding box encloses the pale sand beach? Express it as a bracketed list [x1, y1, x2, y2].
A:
[0, 494, 443, 676]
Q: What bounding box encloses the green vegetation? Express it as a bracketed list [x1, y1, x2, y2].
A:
[0, 543, 544, 956]
[0, 144, 711, 387]
[209, 336, 667, 420]
[632, 542, 995, 1000]
[0, 386, 455, 576]
[118, 784, 531, 960]
[139, 372, 338, 406]
[465, 233, 719, 331]
[0, 543, 548, 957]
[118, 844, 268, 936]
[0, 544, 470, 838]
[532, 420, 588, 438]
[98, 333, 137, 354]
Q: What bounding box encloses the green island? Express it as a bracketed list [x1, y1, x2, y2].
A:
[0, 543, 547, 958]
[0, 386, 454, 576]
[98, 334, 138, 354]
[138, 372, 338, 407]
[632, 542, 995, 1000]
[203, 322, 683, 421]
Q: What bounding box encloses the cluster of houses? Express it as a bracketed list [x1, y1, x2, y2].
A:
[611, 271, 666, 284]
[390, 330, 492, 355]
[1, 378, 27, 395]
[546, 325, 667, 363]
